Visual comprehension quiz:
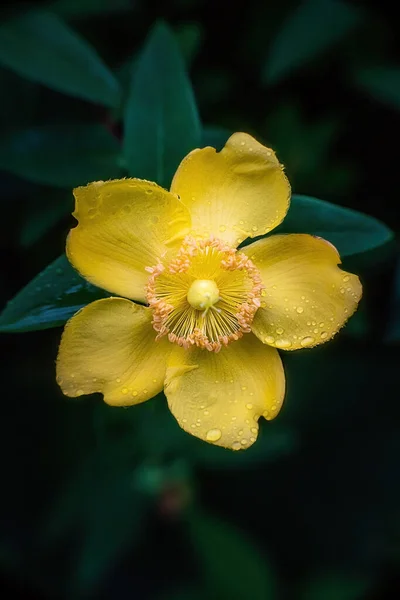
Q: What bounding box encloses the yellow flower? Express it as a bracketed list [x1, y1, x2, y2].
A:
[56, 132, 362, 451]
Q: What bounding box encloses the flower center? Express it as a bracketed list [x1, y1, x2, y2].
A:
[146, 236, 263, 352]
[187, 279, 220, 311]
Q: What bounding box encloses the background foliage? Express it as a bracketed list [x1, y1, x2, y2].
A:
[0, 0, 399, 598]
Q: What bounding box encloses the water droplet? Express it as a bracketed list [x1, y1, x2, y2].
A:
[241, 386, 247, 391]
[251, 427, 258, 434]
[232, 441, 242, 451]
[145, 189, 153, 195]
[206, 428, 222, 442]
[87, 208, 97, 218]
[246, 403, 253, 410]
[76, 389, 84, 395]
[296, 306, 304, 314]
[343, 275, 350, 282]
[241, 439, 248, 446]
[250, 436, 256, 442]
[319, 322, 324, 327]
[313, 328, 319, 334]
[275, 338, 292, 348]
[122, 388, 128, 394]
[301, 336, 315, 347]
[219, 225, 226, 232]
[276, 327, 284, 335]
[231, 416, 237, 421]
[301, 295, 305, 300]
[265, 335, 275, 344]
[116, 378, 121, 383]
[320, 331, 328, 339]
[132, 391, 138, 397]
[204, 410, 209, 416]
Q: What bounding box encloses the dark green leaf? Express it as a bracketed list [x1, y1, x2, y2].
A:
[0, 11, 121, 107]
[188, 508, 277, 600]
[0, 123, 122, 188]
[123, 21, 201, 187]
[355, 67, 400, 111]
[0, 255, 108, 333]
[275, 194, 393, 256]
[263, 0, 361, 84]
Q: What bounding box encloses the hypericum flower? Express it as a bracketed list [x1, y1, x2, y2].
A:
[56, 133, 362, 450]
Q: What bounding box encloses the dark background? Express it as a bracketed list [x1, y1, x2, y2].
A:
[0, 1, 399, 599]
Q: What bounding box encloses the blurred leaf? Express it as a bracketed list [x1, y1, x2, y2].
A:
[274, 194, 394, 256]
[44, 441, 145, 596]
[19, 192, 71, 247]
[51, 0, 132, 18]
[355, 67, 400, 110]
[201, 125, 231, 150]
[299, 571, 373, 600]
[188, 508, 277, 600]
[385, 258, 400, 343]
[263, 0, 361, 84]
[123, 21, 201, 187]
[0, 123, 122, 188]
[0, 255, 108, 333]
[0, 10, 121, 107]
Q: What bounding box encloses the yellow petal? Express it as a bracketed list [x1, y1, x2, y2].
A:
[56, 298, 171, 406]
[170, 132, 290, 247]
[67, 179, 191, 303]
[164, 333, 285, 450]
[243, 234, 362, 350]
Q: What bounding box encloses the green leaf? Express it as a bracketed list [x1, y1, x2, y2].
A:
[0, 255, 108, 333]
[274, 194, 393, 257]
[0, 10, 121, 107]
[355, 67, 400, 111]
[0, 123, 122, 188]
[188, 508, 277, 600]
[263, 0, 361, 84]
[123, 21, 201, 187]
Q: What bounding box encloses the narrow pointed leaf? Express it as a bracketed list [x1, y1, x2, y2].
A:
[0, 10, 121, 107]
[0, 255, 108, 333]
[275, 194, 393, 256]
[123, 21, 201, 187]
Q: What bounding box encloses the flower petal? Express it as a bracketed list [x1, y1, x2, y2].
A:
[170, 132, 291, 247]
[67, 179, 191, 303]
[243, 234, 362, 350]
[56, 298, 171, 406]
[164, 333, 285, 450]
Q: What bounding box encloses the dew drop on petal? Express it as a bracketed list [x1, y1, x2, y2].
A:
[232, 441, 242, 451]
[246, 403, 253, 410]
[301, 336, 315, 347]
[206, 429, 222, 442]
[296, 306, 304, 314]
[275, 338, 292, 348]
